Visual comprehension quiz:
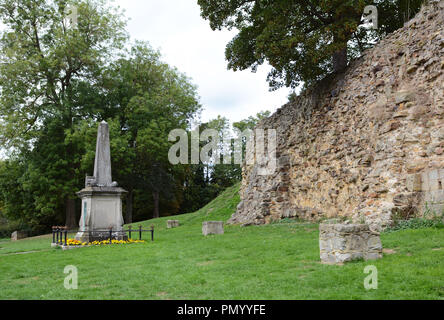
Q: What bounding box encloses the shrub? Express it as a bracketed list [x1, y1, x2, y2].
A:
[385, 204, 444, 233]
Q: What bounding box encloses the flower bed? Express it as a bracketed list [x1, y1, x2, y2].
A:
[66, 238, 145, 246]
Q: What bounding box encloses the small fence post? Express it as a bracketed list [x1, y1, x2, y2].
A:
[151, 225, 154, 242]
[64, 227, 67, 246]
[56, 227, 60, 244]
[52, 227, 56, 244]
[109, 228, 113, 244]
[139, 225, 142, 241]
[128, 225, 132, 240]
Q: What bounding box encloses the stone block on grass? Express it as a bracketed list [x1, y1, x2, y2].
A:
[319, 221, 382, 265]
[167, 220, 180, 229]
[11, 231, 27, 241]
[202, 221, 224, 236]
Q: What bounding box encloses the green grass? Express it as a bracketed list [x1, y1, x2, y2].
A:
[0, 183, 443, 300]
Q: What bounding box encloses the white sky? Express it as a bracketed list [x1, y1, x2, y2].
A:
[113, 0, 293, 124]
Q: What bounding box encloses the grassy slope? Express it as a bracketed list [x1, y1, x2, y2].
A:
[0, 183, 443, 300]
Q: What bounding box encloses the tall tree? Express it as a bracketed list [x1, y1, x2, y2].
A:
[109, 42, 201, 220]
[68, 42, 202, 222]
[0, 0, 127, 228]
[197, 0, 425, 89]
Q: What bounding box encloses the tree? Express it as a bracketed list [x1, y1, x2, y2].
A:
[0, 0, 127, 228]
[205, 116, 241, 192]
[68, 42, 202, 222]
[233, 111, 271, 132]
[0, 0, 127, 146]
[197, 0, 425, 89]
[108, 42, 201, 220]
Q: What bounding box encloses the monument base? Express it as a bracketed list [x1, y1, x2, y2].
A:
[75, 230, 128, 243]
[76, 186, 128, 243]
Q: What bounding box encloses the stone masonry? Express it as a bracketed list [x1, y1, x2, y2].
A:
[319, 222, 383, 265]
[229, 1, 444, 231]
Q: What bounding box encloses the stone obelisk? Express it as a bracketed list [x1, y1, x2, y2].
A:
[75, 121, 127, 242]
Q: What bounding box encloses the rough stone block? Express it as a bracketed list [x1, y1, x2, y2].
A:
[167, 220, 180, 229]
[11, 231, 27, 241]
[319, 223, 382, 265]
[202, 221, 224, 236]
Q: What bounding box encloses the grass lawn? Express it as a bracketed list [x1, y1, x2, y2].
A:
[0, 183, 443, 300]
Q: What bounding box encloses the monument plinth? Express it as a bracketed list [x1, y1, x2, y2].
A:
[75, 121, 127, 242]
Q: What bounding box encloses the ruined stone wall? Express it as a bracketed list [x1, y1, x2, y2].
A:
[229, 1, 444, 230]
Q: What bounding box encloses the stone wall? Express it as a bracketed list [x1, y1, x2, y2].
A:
[229, 1, 444, 230]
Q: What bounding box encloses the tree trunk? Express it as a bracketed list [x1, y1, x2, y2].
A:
[332, 46, 348, 73]
[65, 198, 77, 229]
[126, 189, 133, 224]
[152, 190, 160, 219]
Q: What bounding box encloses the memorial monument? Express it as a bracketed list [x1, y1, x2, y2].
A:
[75, 121, 127, 242]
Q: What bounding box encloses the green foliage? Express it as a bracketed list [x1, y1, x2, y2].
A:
[198, 0, 425, 89]
[184, 110, 272, 213]
[0, 0, 128, 231]
[0, 210, 19, 238]
[65, 42, 202, 221]
[0, 0, 127, 147]
[233, 110, 271, 132]
[0, 2, 202, 229]
[386, 218, 443, 232]
[386, 205, 444, 233]
[181, 116, 239, 214]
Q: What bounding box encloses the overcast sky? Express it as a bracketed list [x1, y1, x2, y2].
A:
[113, 0, 293, 124]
